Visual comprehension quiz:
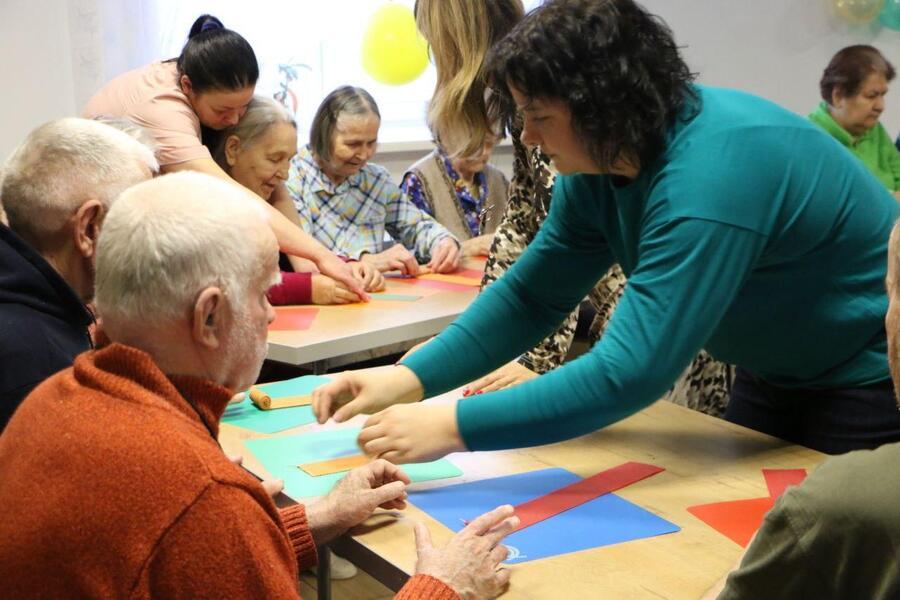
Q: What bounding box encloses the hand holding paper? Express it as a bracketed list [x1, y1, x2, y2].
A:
[414, 504, 518, 600]
[358, 402, 465, 464]
[312, 365, 425, 423]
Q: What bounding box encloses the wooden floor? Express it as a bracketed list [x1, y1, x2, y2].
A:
[299, 568, 394, 600]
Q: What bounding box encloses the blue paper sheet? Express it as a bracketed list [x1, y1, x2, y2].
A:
[409, 468, 680, 563]
[244, 428, 463, 498]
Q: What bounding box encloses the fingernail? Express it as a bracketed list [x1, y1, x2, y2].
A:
[475, 390, 484, 395]
[462, 388, 470, 397]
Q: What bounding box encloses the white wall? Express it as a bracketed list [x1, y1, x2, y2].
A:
[2, 0, 899, 172]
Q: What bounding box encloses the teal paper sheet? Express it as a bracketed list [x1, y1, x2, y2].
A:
[244, 428, 463, 498]
[220, 375, 331, 434]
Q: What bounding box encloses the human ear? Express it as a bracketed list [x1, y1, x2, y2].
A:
[192, 287, 225, 350]
[224, 135, 241, 168]
[73, 199, 104, 260]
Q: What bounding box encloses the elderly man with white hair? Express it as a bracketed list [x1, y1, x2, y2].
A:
[0, 172, 517, 599]
[0, 118, 157, 429]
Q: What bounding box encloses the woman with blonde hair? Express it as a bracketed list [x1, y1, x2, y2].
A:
[410, 0, 732, 413]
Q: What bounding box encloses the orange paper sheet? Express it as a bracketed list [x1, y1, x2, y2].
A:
[298, 454, 370, 476]
[687, 468, 807, 547]
[269, 307, 319, 331]
[418, 273, 481, 287]
[512, 461, 665, 532]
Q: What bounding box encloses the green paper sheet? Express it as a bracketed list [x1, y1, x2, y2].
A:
[244, 428, 463, 498]
[221, 398, 317, 434]
[252, 375, 332, 397]
[369, 293, 422, 301]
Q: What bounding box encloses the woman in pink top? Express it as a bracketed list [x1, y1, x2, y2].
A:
[83, 14, 366, 299]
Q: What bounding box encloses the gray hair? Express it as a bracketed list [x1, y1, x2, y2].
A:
[91, 116, 159, 155]
[212, 96, 297, 171]
[95, 171, 271, 325]
[1, 118, 159, 249]
[309, 86, 380, 163]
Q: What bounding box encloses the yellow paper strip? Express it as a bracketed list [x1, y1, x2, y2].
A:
[299, 454, 370, 476]
[248, 388, 313, 410]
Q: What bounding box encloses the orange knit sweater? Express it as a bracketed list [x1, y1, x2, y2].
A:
[0, 343, 456, 599]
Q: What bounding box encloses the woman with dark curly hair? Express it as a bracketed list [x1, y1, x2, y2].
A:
[313, 0, 900, 459]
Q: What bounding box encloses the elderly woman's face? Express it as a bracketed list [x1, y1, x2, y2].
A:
[832, 72, 889, 137]
[323, 112, 380, 182]
[226, 121, 297, 200]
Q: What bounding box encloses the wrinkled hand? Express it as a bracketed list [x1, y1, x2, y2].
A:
[312, 366, 425, 424]
[350, 261, 386, 292]
[460, 234, 493, 258]
[311, 274, 360, 305]
[428, 237, 461, 273]
[358, 403, 464, 464]
[361, 244, 420, 276]
[307, 459, 411, 545]
[463, 361, 538, 396]
[414, 505, 518, 600]
[314, 251, 368, 301]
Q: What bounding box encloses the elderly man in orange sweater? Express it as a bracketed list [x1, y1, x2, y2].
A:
[0, 172, 516, 599]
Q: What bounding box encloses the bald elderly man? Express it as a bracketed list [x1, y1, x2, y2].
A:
[0, 172, 515, 599]
[702, 222, 900, 599]
[0, 118, 157, 428]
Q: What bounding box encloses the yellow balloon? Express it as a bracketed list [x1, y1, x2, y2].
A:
[832, 0, 885, 24]
[362, 3, 429, 86]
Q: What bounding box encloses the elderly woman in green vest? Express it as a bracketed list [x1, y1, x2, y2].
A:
[810, 45, 900, 194]
[401, 134, 509, 258]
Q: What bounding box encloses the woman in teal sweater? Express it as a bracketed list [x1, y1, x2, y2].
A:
[809, 45, 900, 193]
[312, 0, 900, 459]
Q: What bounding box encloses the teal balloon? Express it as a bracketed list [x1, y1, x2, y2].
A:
[880, 0, 900, 29]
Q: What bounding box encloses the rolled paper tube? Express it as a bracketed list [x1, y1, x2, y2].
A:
[248, 388, 313, 410]
[299, 454, 370, 476]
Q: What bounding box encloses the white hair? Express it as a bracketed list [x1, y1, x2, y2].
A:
[1, 118, 159, 249]
[212, 95, 297, 171]
[95, 172, 271, 325]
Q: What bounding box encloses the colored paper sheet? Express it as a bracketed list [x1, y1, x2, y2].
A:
[389, 277, 476, 292]
[687, 468, 808, 548]
[244, 428, 462, 498]
[454, 268, 485, 279]
[418, 273, 481, 287]
[513, 461, 664, 531]
[248, 375, 331, 410]
[299, 454, 370, 476]
[269, 307, 319, 331]
[409, 469, 680, 563]
[369, 293, 422, 301]
[221, 397, 316, 434]
[762, 468, 807, 498]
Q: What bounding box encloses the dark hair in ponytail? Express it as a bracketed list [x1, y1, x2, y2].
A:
[176, 14, 259, 94]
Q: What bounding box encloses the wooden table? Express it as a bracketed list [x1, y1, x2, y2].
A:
[266, 263, 482, 371]
[220, 393, 826, 599]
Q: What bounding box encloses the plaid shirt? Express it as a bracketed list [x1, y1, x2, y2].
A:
[287, 146, 456, 261]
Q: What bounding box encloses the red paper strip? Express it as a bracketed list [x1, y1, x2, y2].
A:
[762, 468, 806, 499]
[687, 468, 807, 548]
[512, 461, 665, 532]
[268, 307, 319, 331]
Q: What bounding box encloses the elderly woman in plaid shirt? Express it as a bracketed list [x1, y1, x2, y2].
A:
[286, 86, 461, 276]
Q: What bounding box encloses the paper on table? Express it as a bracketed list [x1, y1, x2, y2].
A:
[248, 375, 331, 410]
[409, 468, 679, 563]
[299, 454, 370, 476]
[244, 428, 462, 498]
[512, 461, 665, 531]
[269, 306, 319, 331]
[418, 273, 481, 287]
[687, 468, 808, 547]
[221, 397, 316, 434]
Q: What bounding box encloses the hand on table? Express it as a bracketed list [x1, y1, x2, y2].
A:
[312, 365, 425, 424]
[414, 504, 518, 600]
[358, 403, 464, 464]
[360, 243, 420, 276]
[313, 250, 368, 301]
[463, 361, 538, 396]
[460, 234, 494, 258]
[428, 237, 461, 274]
[350, 260, 386, 292]
[306, 459, 410, 545]
[311, 274, 360, 305]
